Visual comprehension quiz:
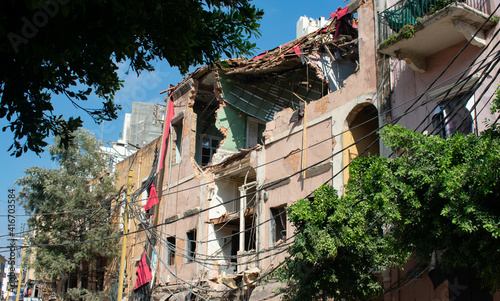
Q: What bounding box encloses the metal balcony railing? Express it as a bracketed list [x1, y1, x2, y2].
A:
[378, 0, 491, 43]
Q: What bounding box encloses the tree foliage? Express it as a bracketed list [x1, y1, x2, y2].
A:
[0, 0, 263, 156]
[279, 124, 500, 300]
[16, 129, 119, 281]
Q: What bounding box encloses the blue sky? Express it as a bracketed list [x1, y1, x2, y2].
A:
[0, 0, 344, 261]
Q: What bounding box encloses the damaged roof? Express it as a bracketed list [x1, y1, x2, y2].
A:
[163, 8, 359, 124]
[164, 8, 358, 94]
[221, 11, 358, 76]
[216, 9, 359, 122]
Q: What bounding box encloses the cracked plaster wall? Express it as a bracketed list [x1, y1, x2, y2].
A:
[155, 0, 381, 288]
[156, 78, 218, 285]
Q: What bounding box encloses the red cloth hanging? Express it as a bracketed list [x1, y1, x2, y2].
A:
[289, 45, 301, 58]
[330, 7, 351, 40]
[330, 7, 349, 20]
[159, 97, 175, 170]
[134, 251, 152, 290]
[144, 184, 159, 212]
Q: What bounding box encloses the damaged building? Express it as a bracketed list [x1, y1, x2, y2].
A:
[104, 0, 500, 299]
[110, 0, 382, 299]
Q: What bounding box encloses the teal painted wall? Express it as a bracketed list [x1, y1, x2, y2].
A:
[216, 104, 246, 152]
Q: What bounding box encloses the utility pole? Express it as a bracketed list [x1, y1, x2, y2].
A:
[117, 170, 133, 301]
[15, 235, 28, 301]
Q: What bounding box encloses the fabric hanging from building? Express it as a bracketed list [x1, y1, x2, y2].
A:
[144, 184, 159, 213]
[134, 251, 153, 290]
[432, 94, 473, 138]
[133, 285, 150, 301]
[290, 45, 301, 57]
[331, 6, 349, 20]
[159, 96, 175, 170]
[330, 6, 355, 40]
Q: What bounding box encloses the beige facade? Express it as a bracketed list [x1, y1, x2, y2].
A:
[104, 137, 162, 298]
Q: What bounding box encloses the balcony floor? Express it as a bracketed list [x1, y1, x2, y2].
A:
[379, 3, 495, 72]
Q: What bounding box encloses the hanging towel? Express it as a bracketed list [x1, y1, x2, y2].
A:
[159, 97, 175, 170]
[134, 251, 153, 290]
[144, 184, 159, 213]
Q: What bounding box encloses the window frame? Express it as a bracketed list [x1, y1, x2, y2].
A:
[431, 92, 474, 138]
[199, 134, 221, 166]
[270, 205, 287, 245]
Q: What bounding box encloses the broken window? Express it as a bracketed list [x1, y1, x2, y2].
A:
[432, 93, 473, 138]
[270, 206, 287, 244]
[186, 229, 197, 262]
[200, 135, 220, 166]
[166, 236, 176, 266]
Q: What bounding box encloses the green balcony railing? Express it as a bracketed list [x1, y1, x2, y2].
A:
[378, 0, 490, 44]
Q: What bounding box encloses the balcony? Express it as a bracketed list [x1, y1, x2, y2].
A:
[378, 0, 495, 72]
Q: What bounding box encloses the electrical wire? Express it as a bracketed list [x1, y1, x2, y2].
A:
[115, 4, 500, 297]
[3, 66, 498, 250]
[127, 201, 293, 297]
[4, 9, 500, 300]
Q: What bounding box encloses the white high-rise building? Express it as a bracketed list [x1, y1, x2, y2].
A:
[296, 15, 329, 39]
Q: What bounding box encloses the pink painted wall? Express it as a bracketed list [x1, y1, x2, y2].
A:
[388, 0, 500, 134]
[385, 0, 500, 299]
[157, 79, 209, 284]
[259, 0, 379, 269]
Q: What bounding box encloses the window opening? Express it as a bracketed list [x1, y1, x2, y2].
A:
[246, 117, 265, 148]
[166, 236, 176, 266]
[270, 206, 287, 244]
[244, 225, 256, 251]
[174, 123, 183, 164]
[243, 215, 257, 252]
[231, 231, 239, 263]
[186, 229, 197, 262]
[144, 184, 155, 218]
[245, 185, 257, 209]
[119, 194, 129, 232]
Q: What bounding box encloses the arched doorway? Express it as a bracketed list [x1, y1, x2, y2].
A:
[343, 103, 379, 184]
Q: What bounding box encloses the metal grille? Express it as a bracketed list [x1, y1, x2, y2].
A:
[378, 0, 490, 43]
